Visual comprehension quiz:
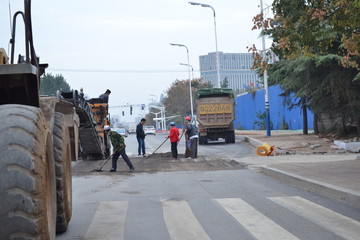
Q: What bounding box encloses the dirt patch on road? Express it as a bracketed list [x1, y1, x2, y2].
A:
[253, 133, 338, 155]
[72, 152, 247, 175]
[238, 131, 345, 155]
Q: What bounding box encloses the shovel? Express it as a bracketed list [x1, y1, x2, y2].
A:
[181, 130, 191, 158]
[178, 130, 185, 145]
[146, 137, 168, 159]
[91, 154, 113, 172]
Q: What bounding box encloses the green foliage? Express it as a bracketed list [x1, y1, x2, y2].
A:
[269, 55, 360, 134]
[279, 117, 289, 130]
[268, 0, 360, 66]
[236, 124, 245, 130]
[145, 106, 159, 127]
[221, 77, 229, 88]
[252, 0, 360, 135]
[254, 111, 273, 130]
[40, 73, 71, 96]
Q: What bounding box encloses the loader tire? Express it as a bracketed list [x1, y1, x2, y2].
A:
[53, 113, 72, 233]
[0, 105, 56, 240]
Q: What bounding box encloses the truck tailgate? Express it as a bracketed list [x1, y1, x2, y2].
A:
[197, 97, 234, 127]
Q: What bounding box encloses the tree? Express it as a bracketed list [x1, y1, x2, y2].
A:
[40, 73, 71, 96]
[145, 106, 159, 127]
[162, 78, 211, 123]
[249, 0, 360, 136]
[221, 77, 229, 88]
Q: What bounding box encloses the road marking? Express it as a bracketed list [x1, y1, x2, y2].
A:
[84, 201, 128, 240]
[269, 196, 360, 240]
[162, 199, 211, 240]
[216, 198, 299, 240]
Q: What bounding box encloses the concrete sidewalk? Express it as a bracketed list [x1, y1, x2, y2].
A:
[237, 132, 360, 208]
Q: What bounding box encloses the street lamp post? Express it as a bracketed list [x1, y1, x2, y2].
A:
[169, 43, 194, 118]
[189, 2, 221, 88]
[150, 111, 161, 130]
[260, 0, 271, 136]
[180, 63, 194, 80]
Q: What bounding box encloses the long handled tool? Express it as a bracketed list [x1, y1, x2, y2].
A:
[91, 153, 114, 172]
[177, 129, 191, 157]
[146, 137, 168, 159]
[178, 130, 185, 144]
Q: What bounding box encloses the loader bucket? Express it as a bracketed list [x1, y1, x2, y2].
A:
[0, 64, 40, 107]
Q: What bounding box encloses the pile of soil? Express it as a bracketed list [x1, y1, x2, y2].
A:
[72, 152, 247, 175]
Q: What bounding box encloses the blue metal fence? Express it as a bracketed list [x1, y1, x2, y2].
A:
[233, 85, 314, 130]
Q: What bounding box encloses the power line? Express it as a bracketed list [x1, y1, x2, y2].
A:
[48, 68, 199, 74]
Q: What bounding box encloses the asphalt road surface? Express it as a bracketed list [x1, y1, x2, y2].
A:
[57, 133, 360, 240]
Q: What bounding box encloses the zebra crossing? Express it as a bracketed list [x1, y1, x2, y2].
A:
[84, 201, 128, 240]
[215, 198, 299, 240]
[83, 196, 360, 240]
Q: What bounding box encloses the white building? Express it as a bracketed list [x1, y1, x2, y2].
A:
[199, 52, 261, 91]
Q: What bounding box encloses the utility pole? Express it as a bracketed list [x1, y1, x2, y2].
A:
[260, 0, 271, 136]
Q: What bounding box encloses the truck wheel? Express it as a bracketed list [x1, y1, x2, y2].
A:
[0, 105, 56, 240]
[199, 135, 203, 145]
[53, 113, 72, 233]
[203, 136, 208, 145]
[225, 132, 230, 143]
[225, 131, 235, 143]
[230, 131, 235, 143]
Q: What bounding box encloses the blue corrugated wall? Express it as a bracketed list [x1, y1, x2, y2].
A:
[233, 85, 314, 130]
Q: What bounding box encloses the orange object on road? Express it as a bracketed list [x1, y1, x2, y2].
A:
[256, 143, 272, 156]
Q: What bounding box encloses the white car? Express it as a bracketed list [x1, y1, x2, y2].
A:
[115, 127, 128, 137]
[128, 123, 136, 134]
[144, 125, 156, 135]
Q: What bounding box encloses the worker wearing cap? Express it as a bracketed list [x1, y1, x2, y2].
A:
[104, 125, 134, 172]
[184, 116, 198, 158]
[167, 122, 180, 159]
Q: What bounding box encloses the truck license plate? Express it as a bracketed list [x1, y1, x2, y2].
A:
[198, 104, 232, 114]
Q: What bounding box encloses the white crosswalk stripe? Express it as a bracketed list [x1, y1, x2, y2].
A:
[84, 201, 128, 240]
[269, 196, 360, 240]
[215, 198, 300, 240]
[82, 197, 360, 240]
[161, 199, 211, 240]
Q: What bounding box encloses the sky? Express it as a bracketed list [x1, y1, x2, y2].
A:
[0, 0, 273, 122]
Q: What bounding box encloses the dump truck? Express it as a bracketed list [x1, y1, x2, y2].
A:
[196, 88, 235, 144]
[0, 1, 78, 239]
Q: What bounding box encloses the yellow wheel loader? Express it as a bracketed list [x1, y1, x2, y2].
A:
[0, 1, 79, 239]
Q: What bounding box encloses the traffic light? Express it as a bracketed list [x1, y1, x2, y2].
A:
[130, 106, 133, 115]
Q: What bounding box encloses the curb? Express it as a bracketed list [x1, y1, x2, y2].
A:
[260, 166, 360, 209]
[237, 135, 263, 147]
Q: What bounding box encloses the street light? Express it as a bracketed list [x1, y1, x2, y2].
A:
[169, 43, 194, 118]
[180, 63, 194, 80]
[189, 1, 221, 88]
[260, 0, 271, 136]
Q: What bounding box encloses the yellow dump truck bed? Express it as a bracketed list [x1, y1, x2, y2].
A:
[197, 96, 234, 127]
